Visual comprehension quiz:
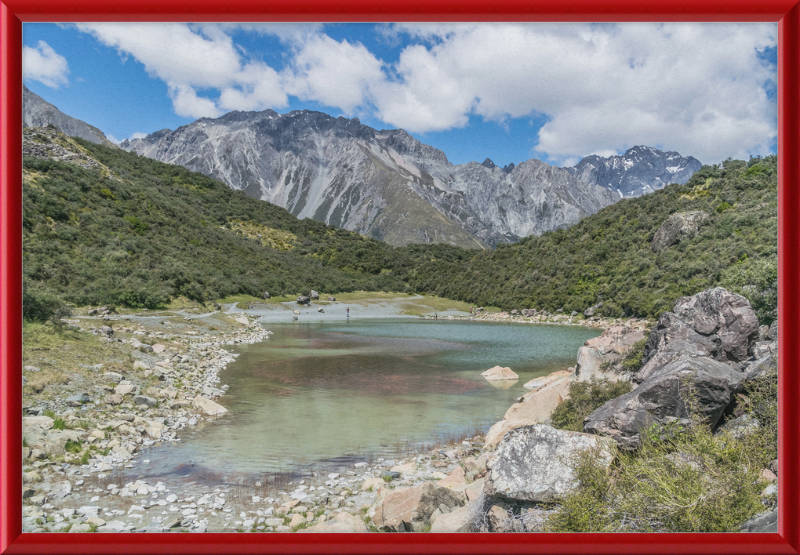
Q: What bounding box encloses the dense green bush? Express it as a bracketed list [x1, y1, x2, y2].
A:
[721, 257, 778, 325]
[550, 377, 633, 432]
[22, 276, 72, 326]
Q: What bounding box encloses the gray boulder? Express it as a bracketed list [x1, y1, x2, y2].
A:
[740, 508, 777, 533]
[416, 483, 464, 523]
[296, 296, 310, 305]
[767, 320, 778, 341]
[743, 353, 776, 381]
[99, 325, 114, 337]
[483, 424, 615, 503]
[584, 302, 602, 317]
[584, 355, 748, 449]
[262, 292, 270, 299]
[651, 210, 708, 252]
[309, 290, 320, 300]
[65, 393, 90, 407]
[133, 395, 158, 408]
[640, 288, 759, 380]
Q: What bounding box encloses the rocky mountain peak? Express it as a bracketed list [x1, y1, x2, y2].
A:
[569, 145, 702, 198]
[22, 85, 115, 147]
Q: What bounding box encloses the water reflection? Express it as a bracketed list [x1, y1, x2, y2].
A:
[142, 319, 599, 477]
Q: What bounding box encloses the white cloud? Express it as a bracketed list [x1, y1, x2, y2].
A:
[22, 41, 70, 88]
[282, 34, 384, 114]
[74, 22, 777, 164]
[380, 23, 776, 163]
[75, 22, 288, 118]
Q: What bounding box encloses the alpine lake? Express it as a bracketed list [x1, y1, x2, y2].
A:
[139, 298, 600, 481]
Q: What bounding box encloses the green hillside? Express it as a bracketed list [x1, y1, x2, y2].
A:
[21, 128, 430, 314]
[22, 127, 777, 324]
[406, 156, 777, 322]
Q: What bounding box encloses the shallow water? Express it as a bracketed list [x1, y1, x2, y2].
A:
[142, 318, 599, 479]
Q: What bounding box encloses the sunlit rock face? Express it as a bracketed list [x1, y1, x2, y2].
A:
[121, 110, 691, 247]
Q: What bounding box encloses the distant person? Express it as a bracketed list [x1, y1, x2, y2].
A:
[346, 307, 350, 318]
[434, 313, 438, 320]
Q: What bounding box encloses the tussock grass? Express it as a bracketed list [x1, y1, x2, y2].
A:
[22, 321, 130, 400]
[546, 370, 778, 532]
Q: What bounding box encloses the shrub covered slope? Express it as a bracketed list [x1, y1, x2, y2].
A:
[406, 157, 777, 321]
[22, 129, 462, 311]
[23, 128, 777, 321]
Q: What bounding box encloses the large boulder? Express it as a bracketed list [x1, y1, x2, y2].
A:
[484, 425, 615, 503]
[430, 505, 472, 533]
[651, 210, 708, 252]
[640, 288, 759, 378]
[740, 508, 778, 533]
[372, 485, 424, 531]
[372, 482, 462, 531]
[296, 296, 310, 305]
[523, 369, 571, 390]
[485, 376, 573, 449]
[309, 290, 320, 300]
[584, 355, 748, 449]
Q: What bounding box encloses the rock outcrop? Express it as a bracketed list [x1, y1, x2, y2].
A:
[651, 211, 709, 252]
[484, 425, 615, 503]
[584, 355, 748, 449]
[23, 85, 115, 147]
[585, 287, 764, 449]
[640, 287, 759, 379]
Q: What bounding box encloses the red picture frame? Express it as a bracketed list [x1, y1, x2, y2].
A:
[2, 1, 799, 553]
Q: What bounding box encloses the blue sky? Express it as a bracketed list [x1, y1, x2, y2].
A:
[23, 22, 777, 167]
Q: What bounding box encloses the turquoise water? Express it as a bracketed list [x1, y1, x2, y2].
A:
[142, 319, 599, 477]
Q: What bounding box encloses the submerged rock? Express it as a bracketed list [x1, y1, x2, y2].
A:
[192, 395, 228, 416]
[481, 366, 519, 381]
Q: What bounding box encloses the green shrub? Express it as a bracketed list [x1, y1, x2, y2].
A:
[22, 277, 72, 327]
[550, 377, 633, 432]
[716, 201, 733, 213]
[64, 439, 82, 454]
[721, 257, 777, 325]
[621, 339, 647, 373]
[52, 417, 67, 430]
[43, 409, 56, 419]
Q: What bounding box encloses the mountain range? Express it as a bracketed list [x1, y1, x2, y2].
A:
[23, 85, 702, 248]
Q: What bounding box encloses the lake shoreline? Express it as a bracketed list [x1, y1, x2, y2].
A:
[21, 296, 647, 533]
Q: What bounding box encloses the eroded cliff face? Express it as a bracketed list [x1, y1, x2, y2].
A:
[121, 109, 693, 247]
